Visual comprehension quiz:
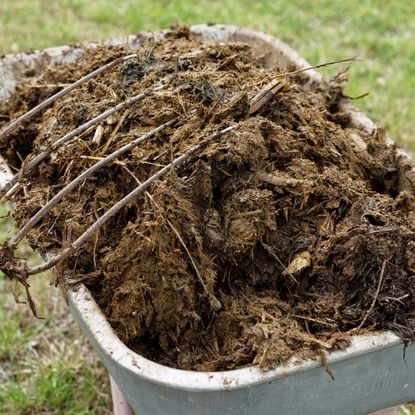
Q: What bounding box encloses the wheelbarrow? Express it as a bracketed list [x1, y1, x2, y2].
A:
[0, 24, 414, 415]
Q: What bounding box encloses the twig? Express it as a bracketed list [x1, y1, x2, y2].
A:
[272, 57, 359, 80]
[2, 86, 162, 196]
[291, 314, 337, 328]
[354, 260, 387, 332]
[319, 349, 335, 381]
[24, 125, 236, 276]
[12, 266, 43, 319]
[249, 79, 288, 115]
[249, 57, 358, 115]
[307, 336, 332, 350]
[0, 54, 140, 141]
[383, 294, 409, 305]
[8, 117, 180, 250]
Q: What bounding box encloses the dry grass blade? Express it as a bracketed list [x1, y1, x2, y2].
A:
[353, 259, 387, 332]
[0, 54, 140, 141]
[25, 125, 236, 276]
[8, 116, 180, 250]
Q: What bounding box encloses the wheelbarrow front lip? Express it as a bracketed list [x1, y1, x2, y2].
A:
[68, 284, 402, 392]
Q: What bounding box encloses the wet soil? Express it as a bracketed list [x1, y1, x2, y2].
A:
[1, 27, 415, 371]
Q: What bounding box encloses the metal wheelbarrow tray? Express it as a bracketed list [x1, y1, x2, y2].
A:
[1, 24, 414, 415]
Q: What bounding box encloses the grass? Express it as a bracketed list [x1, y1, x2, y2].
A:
[0, 204, 111, 415]
[0, 1, 414, 413]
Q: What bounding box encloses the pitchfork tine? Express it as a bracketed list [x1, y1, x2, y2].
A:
[25, 125, 236, 276]
[0, 54, 140, 141]
[1, 86, 162, 196]
[8, 116, 180, 250]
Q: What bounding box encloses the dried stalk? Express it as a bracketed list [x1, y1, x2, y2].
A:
[24, 125, 235, 276]
[271, 57, 358, 80]
[249, 79, 288, 115]
[319, 349, 335, 381]
[353, 260, 387, 332]
[291, 314, 337, 328]
[249, 57, 357, 115]
[8, 117, 180, 250]
[0, 54, 140, 140]
[2, 86, 162, 196]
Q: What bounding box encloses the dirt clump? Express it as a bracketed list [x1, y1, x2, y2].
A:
[1, 27, 415, 371]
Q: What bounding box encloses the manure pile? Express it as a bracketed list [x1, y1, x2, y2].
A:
[1, 27, 415, 371]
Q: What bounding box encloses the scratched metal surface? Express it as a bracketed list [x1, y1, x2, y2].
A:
[1, 24, 415, 415]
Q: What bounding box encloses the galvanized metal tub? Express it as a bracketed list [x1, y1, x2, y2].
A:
[1, 24, 415, 415]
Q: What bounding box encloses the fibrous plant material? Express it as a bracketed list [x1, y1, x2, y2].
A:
[0, 54, 141, 142]
[1, 27, 415, 371]
[2, 85, 161, 198]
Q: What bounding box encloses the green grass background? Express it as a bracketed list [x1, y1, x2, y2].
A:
[0, 1, 414, 413]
